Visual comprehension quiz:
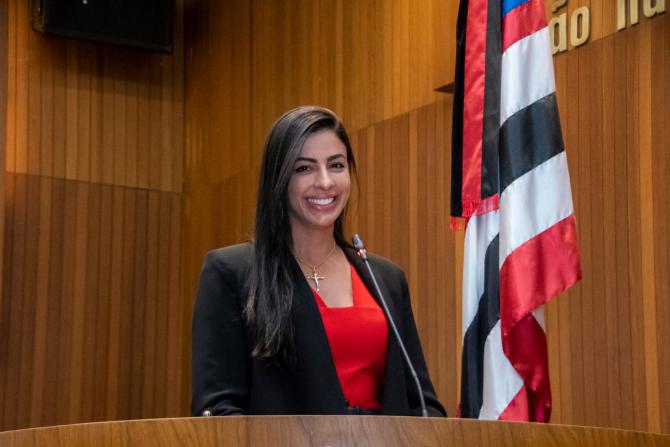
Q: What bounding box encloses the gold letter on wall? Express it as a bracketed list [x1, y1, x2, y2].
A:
[550, 0, 568, 55]
[550, 13, 568, 54]
[570, 6, 590, 47]
[643, 0, 666, 17]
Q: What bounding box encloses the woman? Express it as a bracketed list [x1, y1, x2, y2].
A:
[191, 106, 446, 417]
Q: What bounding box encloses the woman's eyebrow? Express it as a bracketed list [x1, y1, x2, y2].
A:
[295, 153, 345, 163]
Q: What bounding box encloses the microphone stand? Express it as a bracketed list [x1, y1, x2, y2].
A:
[352, 234, 429, 417]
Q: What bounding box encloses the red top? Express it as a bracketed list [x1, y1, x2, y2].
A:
[312, 265, 388, 411]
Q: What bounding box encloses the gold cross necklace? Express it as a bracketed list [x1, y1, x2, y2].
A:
[296, 241, 337, 292]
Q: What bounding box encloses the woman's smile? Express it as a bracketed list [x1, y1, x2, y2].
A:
[307, 196, 336, 206]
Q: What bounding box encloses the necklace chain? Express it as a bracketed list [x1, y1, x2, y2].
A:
[296, 241, 337, 271]
[296, 241, 337, 292]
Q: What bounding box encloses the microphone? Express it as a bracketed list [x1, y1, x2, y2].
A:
[352, 234, 429, 417]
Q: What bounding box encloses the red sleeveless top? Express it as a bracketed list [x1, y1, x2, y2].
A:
[312, 265, 388, 411]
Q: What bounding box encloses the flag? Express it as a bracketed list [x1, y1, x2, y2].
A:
[451, 0, 582, 421]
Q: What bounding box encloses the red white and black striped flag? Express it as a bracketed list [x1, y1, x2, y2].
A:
[451, 0, 582, 421]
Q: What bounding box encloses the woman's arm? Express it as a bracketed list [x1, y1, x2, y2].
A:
[191, 249, 250, 416]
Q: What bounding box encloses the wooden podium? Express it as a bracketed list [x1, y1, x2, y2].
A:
[1, 416, 669, 446]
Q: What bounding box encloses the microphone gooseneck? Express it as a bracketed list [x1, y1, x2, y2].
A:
[352, 234, 429, 418]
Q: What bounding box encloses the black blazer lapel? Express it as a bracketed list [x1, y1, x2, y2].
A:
[287, 253, 347, 413]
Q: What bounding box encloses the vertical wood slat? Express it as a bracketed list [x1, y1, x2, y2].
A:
[26, 12, 41, 177]
[407, 110, 419, 319]
[0, 173, 15, 428]
[68, 177, 88, 422]
[44, 178, 65, 428]
[29, 177, 51, 425]
[420, 106, 434, 322]
[153, 196, 172, 416]
[655, 16, 670, 434]
[21, 175, 38, 428]
[112, 54, 127, 188]
[81, 182, 101, 422]
[128, 190, 146, 420]
[0, 0, 8, 337]
[4, 0, 15, 175]
[625, 23, 649, 431]
[77, 44, 91, 182]
[12, 0, 27, 175]
[142, 192, 160, 415]
[125, 57, 139, 190]
[40, 39, 54, 179]
[637, 19, 662, 435]
[20, 173, 39, 426]
[612, 27, 635, 431]
[100, 49, 114, 187]
[577, 40, 596, 428]
[600, 32, 623, 429]
[95, 185, 113, 422]
[562, 45, 585, 427]
[58, 180, 76, 424]
[377, 119, 392, 256]
[166, 193, 184, 414]
[65, 43, 79, 181]
[4, 172, 26, 429]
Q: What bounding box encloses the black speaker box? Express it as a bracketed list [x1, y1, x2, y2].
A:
[32, 0, 175, 53]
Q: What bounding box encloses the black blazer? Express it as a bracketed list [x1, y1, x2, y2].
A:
[191, 242, 446, 417]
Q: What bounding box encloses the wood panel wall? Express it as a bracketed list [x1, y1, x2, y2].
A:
[1, 0, 668, 436]
[184, 0, 670, 435]
[4, 5, 184, 190]
[548, 14, 670, 433]
[0, 0, 187, 432]
[184, 0, 456, 188]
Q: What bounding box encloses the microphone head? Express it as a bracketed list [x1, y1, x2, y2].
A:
[352, 234, 365, 251]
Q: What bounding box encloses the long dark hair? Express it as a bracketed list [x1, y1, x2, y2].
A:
[244, 106, 357, 365]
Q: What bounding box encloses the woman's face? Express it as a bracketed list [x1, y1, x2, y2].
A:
[287, 129, 351, 235]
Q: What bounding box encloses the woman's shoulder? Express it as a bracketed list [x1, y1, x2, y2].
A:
[345, 245, 406, 281]
[367, 252, 402, 273]
[203, 241, 254, 275]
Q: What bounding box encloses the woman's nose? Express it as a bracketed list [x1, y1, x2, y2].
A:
[315, 166, 335, 189]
